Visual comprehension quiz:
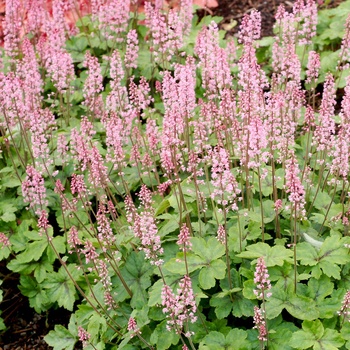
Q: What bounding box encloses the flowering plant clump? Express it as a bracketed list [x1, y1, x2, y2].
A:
[1, 0, 350, 349]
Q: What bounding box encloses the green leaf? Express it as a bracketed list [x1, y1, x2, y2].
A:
[290, 320, 344, 350]
[210, 295, 232, 319]
[165, 237, 226, 284]
[1, 211, 16, 222]
[199, 331, 226, 350]
[191, 237, 225, 261]
[199, 329, 251, 350]
[44, 325, 77, 350]
[16, 239, 48, 263]
[1, 177, 21, 188]
[18, 275, 51, 313]
[298, 236, 349, 279]
[87, 313, 107, 341]
[47, 236, 66, 262]
[265, 286, 287, 319]
[242, 279, 257, 300]
[268, 328, 294, 350]
[43, 265, 81, 311]
[226, 328, 251, 349]
[33, 257, 54, 283]
[307, 275, 335, 318]
[313, 328, 344, 350]
[199, 259, 226, 289]
[150, 320, 180, 350]
[290, 329, 318, 349]
[285, 294, 319, 321]
[155, 199, 170, 216]
[116, 251, 153, 308]
[296, 242, 319, 266]
[236, 242, 293, 266]
[231, 292, 255, 317]
[266, 282, 318, 320]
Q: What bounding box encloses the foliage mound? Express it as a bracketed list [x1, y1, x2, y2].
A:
[1, 0, 350, 349]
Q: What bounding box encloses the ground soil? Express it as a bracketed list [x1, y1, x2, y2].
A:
[0, 0, 346, 349]
[202, 0, 294, 37]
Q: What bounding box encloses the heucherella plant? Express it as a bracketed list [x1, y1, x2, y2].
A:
[2, 0, 350, 349]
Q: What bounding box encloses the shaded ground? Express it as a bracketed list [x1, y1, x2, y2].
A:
[203, 0, 293, 37]
[0, 0, 345, 349]
[0, 261, 74, 349]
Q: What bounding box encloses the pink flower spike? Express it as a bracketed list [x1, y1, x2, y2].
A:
[0, 233, 10, 248]
[78, 327, 90, 348]
[125, 29, 139, 69]
[22, 166, 48, 216]
[177, 224, 192, 252]
[253, 257, 272, 300]
[253, 306, 268, 342]
[127, 317, 140, 338]
[239, 9, 261, 45]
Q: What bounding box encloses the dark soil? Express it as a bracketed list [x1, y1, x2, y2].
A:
[0, 261, 73, 350]
[203, 0, 293, 37]
[0, 0, 345, 349]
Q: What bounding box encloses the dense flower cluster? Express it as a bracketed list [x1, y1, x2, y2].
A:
[253, 257, 272, 300]
[253, 306, 268, 342]
[285, 152, 307, 220]
[4, 0, 350, 348]
[126, 185, 164, 266]
[161, 275, 197, 335]
[22, 166, 48, 215]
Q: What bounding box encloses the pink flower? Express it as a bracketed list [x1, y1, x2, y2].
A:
[210, 147, 240, 211]
[144, 2, 184, 62]
[253, 257, 272, 299]
[195, 22, 231, 98]
[39, 13, 75, 93]
[253, 306, 268, 342]
[22, 166, 48, 215]
[70, 174, 87, 195]
[0, 232, 10, 248]
[293, 0, 318, 45]
[330, 128, 349, 180]
[81, 240, 98, 264]
[313, 73, 336, 152]
[126, 187, 164, 266]
[177, 224, 192, 252]
[78, 326, 90, 348]
[238, 9, 261, 45]
[129, 76, 153, 113]
[285, 151, 306, 220]
[306, 51, 320, 84]
[3, 0, 22, 59]
[274, 199, 283, 213]
[161, 275, 197, 334]
[239, 114, 268, 169]
[82, 51, 104, 118]
[217, 225, 226, 244]
[37, 210, 49, 233]
[339, 14, 350, 70]
[127, 317, 140, 338]
[97, 0, 130, 42]
[67, 226, 82, 253]
[96, 203, 116, 250]
[125, 29, 139, 69]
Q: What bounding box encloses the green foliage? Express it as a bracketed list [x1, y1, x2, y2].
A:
[290, 320, 344, 349]
[2, 1, 350, 349]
